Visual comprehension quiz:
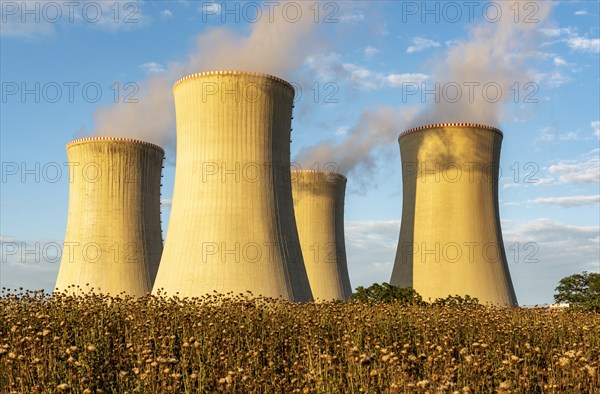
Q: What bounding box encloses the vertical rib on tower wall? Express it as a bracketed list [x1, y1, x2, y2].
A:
[55, 138, 164, 296]
[390, 123, 518, 306]
[292, 170, 352, 301]
[152, 71, 312, 301]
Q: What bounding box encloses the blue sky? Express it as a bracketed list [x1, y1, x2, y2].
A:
[1, 0, 598, 305]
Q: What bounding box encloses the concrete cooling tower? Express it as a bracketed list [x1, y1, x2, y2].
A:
[55, 137, 164, 296]
[291, 170, 352, 301]
[390, 123, 517, 306]
[152, 71, 312, 301]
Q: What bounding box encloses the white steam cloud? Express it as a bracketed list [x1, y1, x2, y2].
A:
[295, 106, 418, 176]
[409, 1, 552, 127]
[296, 1, 553, 177]
[92, 1, 319, 149]
[93, 1, 553, 181]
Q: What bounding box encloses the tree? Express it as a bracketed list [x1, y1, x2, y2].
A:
[432, 294, 480, 306]
[349, 283, 424, 305]
[554, 271, 600, 312]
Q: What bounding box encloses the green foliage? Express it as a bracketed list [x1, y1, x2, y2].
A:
[432, 294, 480, 306]
[349, 283, 424, 305]
[554, 271, 600, 312]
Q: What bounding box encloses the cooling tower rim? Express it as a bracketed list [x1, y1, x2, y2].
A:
[291, 169, 347, 181]
[398, 123, 503, 140]
[67, 137, 165, 153]
[174, 70, 293, 91]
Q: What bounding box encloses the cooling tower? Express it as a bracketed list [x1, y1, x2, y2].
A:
[55, 137, 164, 296]
[152, 71, 312, 301]
[291, 170, 352, 301]
[390, 123, 517, 306]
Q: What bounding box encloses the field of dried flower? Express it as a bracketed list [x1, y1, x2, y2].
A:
[1, 289, 598, 393]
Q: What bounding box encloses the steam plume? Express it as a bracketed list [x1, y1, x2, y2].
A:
[296, 1, 553, 177]
[294, 106, 418, 175]
[92, 1, 318, 148]
[410, 0, 552, 127]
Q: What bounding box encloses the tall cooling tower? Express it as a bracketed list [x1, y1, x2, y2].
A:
[291, 170, 352, 301]
[55, 137, 164, 296]
[152, 71, 312, 301]
[390, 123, 517, 306]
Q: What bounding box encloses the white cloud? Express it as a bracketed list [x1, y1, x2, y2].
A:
[540, 27, 574, 38]
[574, 10, 588, 16]
[559, 131, 579, 141]
[140, 62, 166, 74]
[553, 56, 567, 66]
[383, 73, 429, 87]
[1, 0, 146, 38]
[503, 183, 523, 190]
[335, 126, 349, 136]
[535, 70, 571, 88]
[160, 9, 173, 19]
[537, 126, 579, 141]
[339, 12, 365, 23]
[160, 198, 172, 207]
[364, 46, 380, 59]
[538, 126, 556, 141]
[548, 152, 600, 184]
[592, 121, 600, 138]
[566, 37, 600, 53]
[343, 218, 600, 306]
[540, 27, 599, 53]
[305, 52, 429, 90]
[502, 219, 600, 305]
[198, 2, 220, 14]
[406, 37, 441, 54]
[528, 195, 600, 207]
[345, 220, 400, 288]
[1, 236, 61, 292]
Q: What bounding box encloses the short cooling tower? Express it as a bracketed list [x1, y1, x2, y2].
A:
[152, 71, 312, 301]
[291, 170, 352, 301]
[55, 137, 164, 296]
[390, 123, 517, 306]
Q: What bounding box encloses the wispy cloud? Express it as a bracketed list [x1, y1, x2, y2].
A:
[198, 2, 221, 14]
[160, 10, 173, 19]
[536, 70, 571, 88]
[574, 10, 588, 16]
[553, 56, 567, 66]
[335, 126, 349, 136]
[344, 220, 400, 289]
[538, 126, 556, 141]
[540, 27, 599, 53]
[566, 37, 600, 53]
[305, 53, 428, 90]
[559, 132, 578, 141]
[592, 121, 600, 138]
[364, 46, 380, 59]
[406, 37, 441, 54]
[340, 218, 600, 306]
[540, 27, 574, 38]
[548, 151, 600, 184]
[339, 11, 365, 23]
[528, 195, 600, 207]
[140, 62, 166, 74]
[0, 235, 61, 291]
[502, 219, 600, 305]
[1, 0, 146, 38]
[537, 126, 580, 142]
